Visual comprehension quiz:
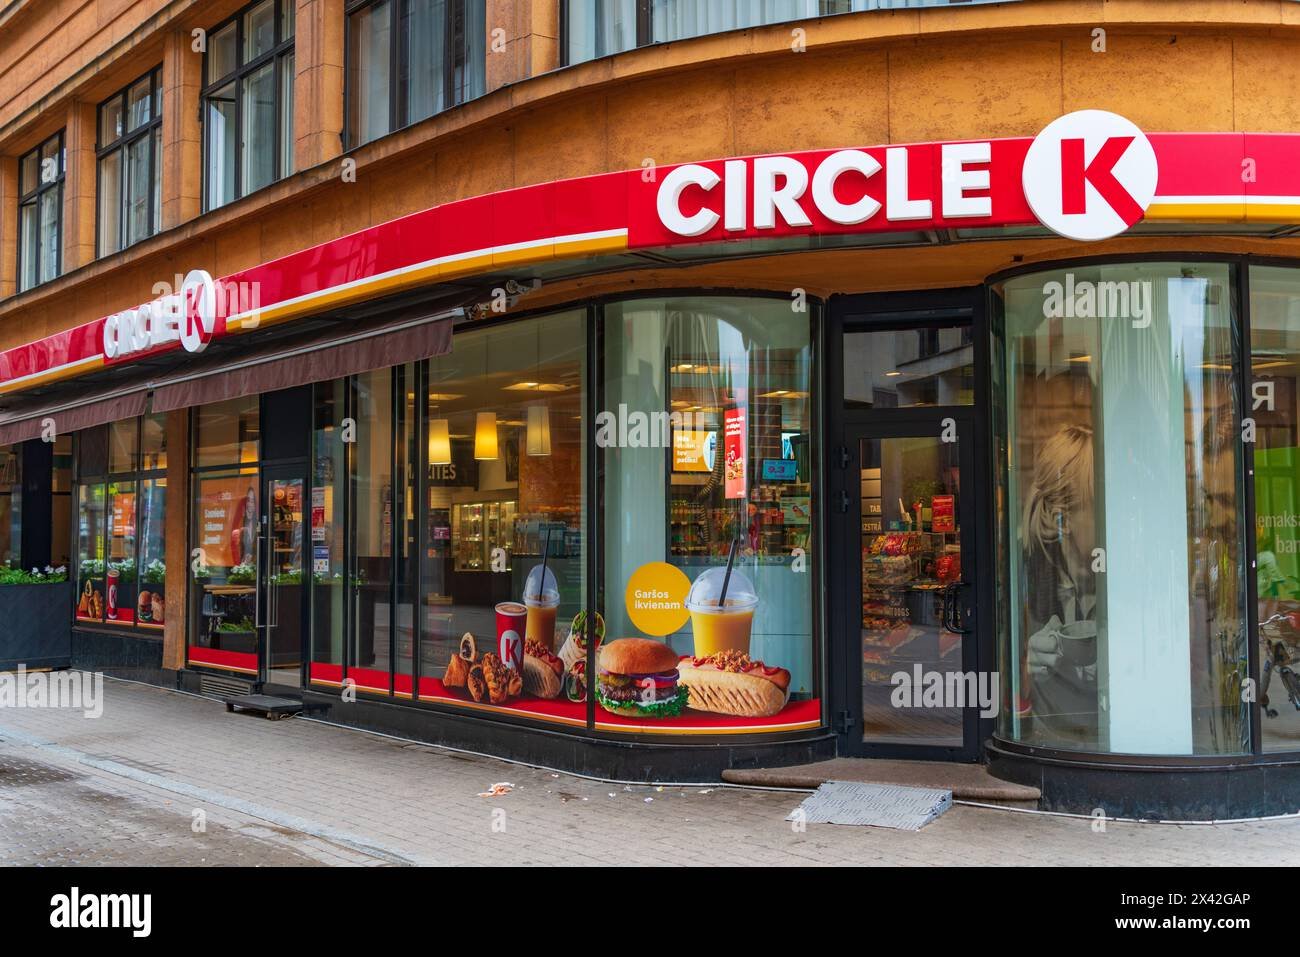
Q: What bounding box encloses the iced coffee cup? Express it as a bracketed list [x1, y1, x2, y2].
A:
[686, 567, 758, 658]
[523, 565, 560, 651]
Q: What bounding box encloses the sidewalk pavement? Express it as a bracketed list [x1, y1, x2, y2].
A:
[1, 676, 1297, 866]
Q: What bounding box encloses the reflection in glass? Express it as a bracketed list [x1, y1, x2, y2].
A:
[241, 62, 276, 195]
[603, 297, 818, 712]
[419, 311, 587, 689]
[312, 379, 347, 671]
[138, 478, 167, 629]
[205, 83, 237, 209]
[106, 481, 138, 624]
[1249, 266, 1300, 753]
[347, 0, 392, 146]
[844, 326, 974, 408]
[994, 263, 1248, 755]
[860, 436, 963, 746]
[194, 395, 260, 468]
[76, 484, 106, 622]
[190, 469, 259, 655]
[352, 368, 394, 683]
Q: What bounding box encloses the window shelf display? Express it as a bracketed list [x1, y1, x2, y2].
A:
[451, 500, 516, 571]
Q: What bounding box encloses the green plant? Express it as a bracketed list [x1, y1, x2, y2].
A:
[217, 616, 255, 633]
[79, 558, 105, 577]
[142, 559, 167, 585]
[108, 559, 136, 583]
[0, 563, 68, 585]
[227, 562, 256, 585]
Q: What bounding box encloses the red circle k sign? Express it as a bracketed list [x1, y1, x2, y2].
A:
[1022, 110, 1158, 241]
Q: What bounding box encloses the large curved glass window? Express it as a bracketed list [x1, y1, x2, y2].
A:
[600, 297, 820, 733]
[993, 263, 1248, 756]
[1249, 266, 1300, 753]
[563, 0, 1022, 65]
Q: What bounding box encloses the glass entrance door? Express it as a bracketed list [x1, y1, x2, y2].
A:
[849, 418, 977, 756]
[262, 468, 306, 688]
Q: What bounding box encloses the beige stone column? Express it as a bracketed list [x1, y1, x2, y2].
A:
[162, 409, 190, 672]
[63, 100, 97, 271]
[161, 27, 203, 229]
[486, 0, 561, 94]
[294, 0, 345, 171]
[0, 156, 16, 299]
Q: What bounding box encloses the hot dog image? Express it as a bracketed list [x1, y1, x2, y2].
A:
[675, 651, 791, 718]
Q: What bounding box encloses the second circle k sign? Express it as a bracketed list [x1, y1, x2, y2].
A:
[1021, 109, 1158, 242]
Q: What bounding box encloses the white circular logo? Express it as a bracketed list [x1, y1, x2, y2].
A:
[1022, 110, 1157, 242]
[179, 269, 217, 353]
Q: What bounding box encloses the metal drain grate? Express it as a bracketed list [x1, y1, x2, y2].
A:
[787, 781, 953, 830]
[200, 673, 255, 698]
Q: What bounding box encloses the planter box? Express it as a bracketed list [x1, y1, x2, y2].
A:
[0, 581, 72, 670]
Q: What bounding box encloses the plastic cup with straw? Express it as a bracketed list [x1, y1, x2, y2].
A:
[523, 527, 560, 650]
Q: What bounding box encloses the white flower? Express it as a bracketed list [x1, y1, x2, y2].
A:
[30, 568, 38, 575]
[56, 566, 66, 574]
[44, 565, 53, 573]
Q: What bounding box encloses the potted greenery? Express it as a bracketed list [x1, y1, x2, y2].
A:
[0, 563, 73, 670]
[227, 562, 257, 585]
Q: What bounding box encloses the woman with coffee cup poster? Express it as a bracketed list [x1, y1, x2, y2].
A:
[1019, 423, 1099, 743]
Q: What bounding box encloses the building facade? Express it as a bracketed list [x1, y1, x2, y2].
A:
[3, 0, 1300, 818]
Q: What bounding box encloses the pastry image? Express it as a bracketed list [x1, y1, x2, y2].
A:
[676, 651, 791, 718]
[595, 638, 688, 719]
[444, 633, 478, 688]
[467, 664, 487, 703]
[522, 639, 564, 698]
[444, 653, 471, 688]
[152, 594, 165, 624]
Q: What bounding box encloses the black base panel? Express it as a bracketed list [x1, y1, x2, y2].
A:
[297, 689, 837, 783]
[987, 738, 1300, 820]
[70, 628, 169, 686]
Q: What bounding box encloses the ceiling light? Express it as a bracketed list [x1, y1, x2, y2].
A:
[474, 412, 499, 460]
[428, 419, 451, 465]
[527, 404, 552, 456]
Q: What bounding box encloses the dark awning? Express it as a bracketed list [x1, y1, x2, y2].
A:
[150, 308, 459, 414]
[0, 389, 149, 446]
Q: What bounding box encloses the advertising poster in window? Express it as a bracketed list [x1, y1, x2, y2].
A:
[584, 559, 820, 734]
[724, 406, 746, 499]
[197, 477, 258, 570]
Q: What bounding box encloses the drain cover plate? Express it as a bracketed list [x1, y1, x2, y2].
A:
[786, 780, 953, 830]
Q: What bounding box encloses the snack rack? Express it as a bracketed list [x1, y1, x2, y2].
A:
[861, 531, 960, 685]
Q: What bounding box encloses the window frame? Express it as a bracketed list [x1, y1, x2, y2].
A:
[343, 0, 485, 150]
[16, 131, 65, 293]
[200, 0, 296, 211]
[96, 67, 164, 258]
[71, 417, 168, 633]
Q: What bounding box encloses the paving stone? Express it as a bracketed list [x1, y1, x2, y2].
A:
[0, 675, 1296, 866]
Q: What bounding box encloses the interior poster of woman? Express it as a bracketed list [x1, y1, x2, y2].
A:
[1019, 423, 1099, 743]
[229, 485, 257, 567]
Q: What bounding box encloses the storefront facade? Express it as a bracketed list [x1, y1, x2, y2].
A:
[4, 0, 1300, 817]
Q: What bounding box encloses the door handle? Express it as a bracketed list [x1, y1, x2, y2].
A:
[947, 580, 973, 635]
[254, 532, 264, 629]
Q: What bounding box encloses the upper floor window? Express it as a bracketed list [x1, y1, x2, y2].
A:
[202, 0, 296, 211]
[97, 68, 163, 257]
[17, 132, 64, 292]
[563, 0, 993, 64]
[345, 0, 486, 149]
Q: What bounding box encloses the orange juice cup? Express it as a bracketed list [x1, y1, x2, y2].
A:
[685, 566, 758, 658]
[524, 593, 560, 650]
[687, 597, 758, 657]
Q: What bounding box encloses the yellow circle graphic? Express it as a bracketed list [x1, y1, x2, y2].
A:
[624, 562, 692, 637]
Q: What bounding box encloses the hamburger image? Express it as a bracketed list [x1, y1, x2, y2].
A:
[595, 638, 689, 718]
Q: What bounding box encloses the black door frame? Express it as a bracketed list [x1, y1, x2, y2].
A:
[258, 459, 310, 690]
[825, 286, 996, 763]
